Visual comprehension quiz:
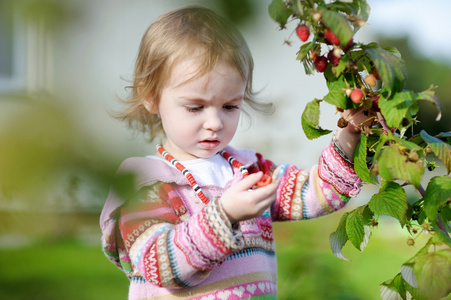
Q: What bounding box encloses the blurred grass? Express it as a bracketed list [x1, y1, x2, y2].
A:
[0, 236, 129, 300]
[0, 209, 431, 300]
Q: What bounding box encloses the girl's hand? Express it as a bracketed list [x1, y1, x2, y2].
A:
[341, 107, 376, 134]
[336, 107, 376, 160]
[220, 172, 278, 224]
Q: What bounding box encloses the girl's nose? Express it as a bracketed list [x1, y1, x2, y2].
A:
[203, 110, 223, 131]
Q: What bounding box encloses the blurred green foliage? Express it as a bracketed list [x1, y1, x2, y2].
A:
[377, 36, 451, 136]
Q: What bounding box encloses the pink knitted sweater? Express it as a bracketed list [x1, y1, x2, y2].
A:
[100, 143, 361, 299]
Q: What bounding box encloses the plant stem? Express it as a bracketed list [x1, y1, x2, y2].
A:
[436, 215, 450, 237]
[376, 112, 391, 133]
[418, 184, 425, 197]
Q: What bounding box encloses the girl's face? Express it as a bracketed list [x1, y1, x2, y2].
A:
[156, 59, 246, 161]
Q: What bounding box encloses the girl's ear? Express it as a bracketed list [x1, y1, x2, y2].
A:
[142, 98, 159, 114]
[139, 86, 158, 114]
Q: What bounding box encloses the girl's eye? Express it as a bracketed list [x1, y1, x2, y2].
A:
[223, 105, 240, 111]
[185, 106, 203, 112]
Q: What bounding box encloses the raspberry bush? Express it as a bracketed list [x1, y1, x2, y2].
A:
[269, 0, 451, 299]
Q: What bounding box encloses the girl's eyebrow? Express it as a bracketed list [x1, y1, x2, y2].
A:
[178, 95, 244, 103]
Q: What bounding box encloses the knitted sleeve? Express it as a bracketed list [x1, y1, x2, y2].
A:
[266, 141, 362, 221]
[117, 182, 244, 288]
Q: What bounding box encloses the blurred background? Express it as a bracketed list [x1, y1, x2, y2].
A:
[0, 0, 450, 299]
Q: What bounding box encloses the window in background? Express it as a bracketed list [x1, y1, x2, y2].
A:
[0, 0, 26, 94]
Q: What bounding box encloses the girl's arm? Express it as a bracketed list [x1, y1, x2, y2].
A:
[267, 108, 371, 221]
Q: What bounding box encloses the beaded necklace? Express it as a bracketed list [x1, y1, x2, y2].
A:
[156, 144, 249, 204]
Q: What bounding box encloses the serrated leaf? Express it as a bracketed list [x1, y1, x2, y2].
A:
[423, 175, 451, 222]
[401, 263, 418, 288]
[346, 205, 367, 250]
[329, 2, 354, 16]
[378, 144, 424, 188]
[420, 130, 451, 174]
[355, 0, 371, 22]
[432, 229, 451, 248]
[380, 273, 408, 300]
[319, 8, 354, 47]
[392, 135, 423, 153]
[323, 78, 352, 109]
[268, 0, 292, 28]
[296, 41, 314, 61]
[353, 132, 374, 183]
[366, 46, 407, 94]
[351, 49, 373, 73]
[436, 131, 451, 139]
[290, 0, 304, 16]
[301, 99, 332, 139]
[378, 91, 418, 128]
[414, 250, 451, 300]
[331, 54, 349, 78]
[415, 86, 442, 121]
[368, 181, 409, 226]
[329, 212, 350, 261]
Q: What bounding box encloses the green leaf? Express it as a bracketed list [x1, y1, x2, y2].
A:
[378, 144, 424, 188]
[331, 53, 349, 78]
[323, 77, 352, 109]
[432, 229, 451, 248]
[423, 175, 451, 222]
[380, 273, 409, 300]
[401, 263, 418, 288]
[353, 132, 375, 184]
[378, 91, 418, 128]
[354, 0, 371, 22]
[319, 8, 354, 47]
[111, 172, 137, 201]
[436, 131, 451, 139]
[345, 205, 372, 251]
[392, 135, 423, 153]
[368, 181, 409, 226]
[296, 41, 314, 61]
[420, 130, 451, 174]
[414, 250, 451, 300]
[366, 45, 407, 94]
[351, 49, 373, 73]
[268, 0, 292, 28]
[301, 99, 332, 140]
[438, 206, 451, 232]
[415, 86, 442, 121]
[329, 212, 350, 261]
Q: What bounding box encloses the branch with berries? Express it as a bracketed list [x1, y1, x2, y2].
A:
[269, 0, 451, 299]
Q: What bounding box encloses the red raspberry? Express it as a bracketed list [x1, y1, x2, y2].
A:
[327, 51, 340, 66]
[313, 56, 328, 73]
[296, 24, 310, 42]
[325, 28, 340, 45]
[344, 38, 354, 51]
[371, 95, 380, 112]
[365, 74, 377, 87]
[350, 88, 363, 104]
[257, 174, 272, 187]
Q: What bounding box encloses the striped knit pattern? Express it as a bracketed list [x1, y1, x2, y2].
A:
[100, 142, 362, 299]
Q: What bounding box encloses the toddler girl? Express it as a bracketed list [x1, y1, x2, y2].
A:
[101, 6, 364, 300]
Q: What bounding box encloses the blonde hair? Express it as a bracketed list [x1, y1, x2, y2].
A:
[117, 6, 273, 142]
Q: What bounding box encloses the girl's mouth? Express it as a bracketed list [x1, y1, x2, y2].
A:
[199, 139, 220, 149]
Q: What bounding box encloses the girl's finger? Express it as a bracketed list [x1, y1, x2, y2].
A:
[233, 172, 263, 191]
